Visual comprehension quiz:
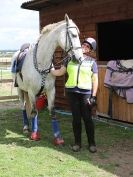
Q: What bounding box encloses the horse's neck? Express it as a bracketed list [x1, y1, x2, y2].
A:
[36, 33, 58, 69]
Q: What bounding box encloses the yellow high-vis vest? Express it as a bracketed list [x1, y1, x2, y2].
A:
[65, 60, 94, 90]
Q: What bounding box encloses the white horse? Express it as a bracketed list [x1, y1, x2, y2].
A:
[11, 14, 83, 144]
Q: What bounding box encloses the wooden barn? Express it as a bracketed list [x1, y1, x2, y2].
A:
[21, 0, 133, 124]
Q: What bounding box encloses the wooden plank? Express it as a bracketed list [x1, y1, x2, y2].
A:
[0, 95, 19, 100]
[0, 79, 13, 83]
[0, 62, 11, 66]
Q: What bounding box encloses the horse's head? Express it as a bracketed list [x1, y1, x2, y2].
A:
[58, 14, 84, 63]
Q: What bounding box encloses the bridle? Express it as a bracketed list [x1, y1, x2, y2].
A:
[64, 22, 82, 62]
[52, 21, 83, 68]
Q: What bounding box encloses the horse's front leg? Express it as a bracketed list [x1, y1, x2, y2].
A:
[51, 108, 64, 145]
[47, 87, 64, 146]
[28, 91, 40, 141]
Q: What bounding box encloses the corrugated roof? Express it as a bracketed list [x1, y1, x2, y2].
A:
[21, 0, 67, 11]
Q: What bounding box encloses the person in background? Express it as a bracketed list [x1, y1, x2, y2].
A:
[50, 37, 98, 153]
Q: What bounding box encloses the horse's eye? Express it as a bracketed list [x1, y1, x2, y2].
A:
[72, 33, 77, 38]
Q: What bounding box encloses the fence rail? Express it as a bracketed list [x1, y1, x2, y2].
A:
[0, 62, 11, 66]
[0, 58, 18, 101]
[0, 79, 13, 83]
[0, 95, 18, 100]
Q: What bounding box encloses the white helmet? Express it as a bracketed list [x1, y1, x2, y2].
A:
[83, 37, 96, 51]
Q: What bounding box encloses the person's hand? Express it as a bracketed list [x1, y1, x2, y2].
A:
[50, 64, 55, 74]
[50, 67, 55, 71]
[88, 96, 97, 107]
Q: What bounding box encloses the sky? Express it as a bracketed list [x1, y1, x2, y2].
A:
[0, 0, 39, 50]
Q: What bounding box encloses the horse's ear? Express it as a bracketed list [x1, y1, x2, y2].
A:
[65, 14, 70, 23]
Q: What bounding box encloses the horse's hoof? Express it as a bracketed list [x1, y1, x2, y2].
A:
[30, 132, 40, 141]
[23, 125, 30, 134]
[53, 137, 64, 146]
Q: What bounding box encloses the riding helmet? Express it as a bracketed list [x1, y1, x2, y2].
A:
[83, 37, 96, 51]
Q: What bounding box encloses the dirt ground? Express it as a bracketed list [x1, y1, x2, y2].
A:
[92, 140, 133, 177]
[0, 101, 133, 177]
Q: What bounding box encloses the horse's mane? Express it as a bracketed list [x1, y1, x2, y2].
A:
[37, 19, 79, 42]
[41, 20, 66, 35]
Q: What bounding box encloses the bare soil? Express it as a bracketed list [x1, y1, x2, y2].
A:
[92, 140, 133, 177]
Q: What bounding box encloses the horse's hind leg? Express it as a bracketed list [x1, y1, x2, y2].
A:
[27, 91, 40, 141]
[18, 89, 29, 133]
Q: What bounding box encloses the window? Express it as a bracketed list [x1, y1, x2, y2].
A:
[97, 19, 133, 61]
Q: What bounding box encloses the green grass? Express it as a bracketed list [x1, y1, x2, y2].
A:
[0, 108, 132, 177]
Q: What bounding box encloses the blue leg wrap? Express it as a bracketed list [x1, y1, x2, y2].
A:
[51, 119, 61, 138]
[22, 110, 29, 126]
[31, 115, 38, 132]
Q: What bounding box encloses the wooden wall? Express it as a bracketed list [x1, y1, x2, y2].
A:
[39, 0, 133, 41]
[38, 0, 133, 123]
[97, 66, 133, 123]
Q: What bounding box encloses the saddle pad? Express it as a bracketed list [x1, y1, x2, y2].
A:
[11, 46, 30, 73]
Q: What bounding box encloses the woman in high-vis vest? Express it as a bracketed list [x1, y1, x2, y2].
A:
[51, 37, 98, 153]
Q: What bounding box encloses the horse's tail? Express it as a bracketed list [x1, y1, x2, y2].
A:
[24, 91, 32, 118]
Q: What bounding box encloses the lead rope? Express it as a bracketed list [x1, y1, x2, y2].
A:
[33, 43, 53, 96]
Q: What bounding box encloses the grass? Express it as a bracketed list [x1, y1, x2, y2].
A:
[0, 108, 132, 177]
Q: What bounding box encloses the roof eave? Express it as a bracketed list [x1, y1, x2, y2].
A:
[21, 0, 67, 11]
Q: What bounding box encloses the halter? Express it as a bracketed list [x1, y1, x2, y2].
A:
[33, 20, 82, 96]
